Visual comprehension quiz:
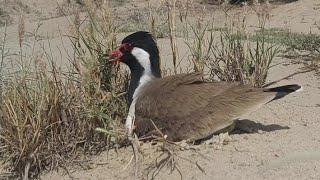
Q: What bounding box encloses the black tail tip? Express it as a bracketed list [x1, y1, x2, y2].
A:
[268, 84, 302, 93]
[267, 84, 302, 100]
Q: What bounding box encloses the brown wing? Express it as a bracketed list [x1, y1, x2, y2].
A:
[134, 72, 277, 141]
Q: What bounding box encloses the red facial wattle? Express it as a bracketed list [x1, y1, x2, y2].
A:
[109, 48, 123, 63]
[109, 43, 133, 63]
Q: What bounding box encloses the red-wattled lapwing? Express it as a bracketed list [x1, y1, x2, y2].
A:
[109, 31, 301, 142]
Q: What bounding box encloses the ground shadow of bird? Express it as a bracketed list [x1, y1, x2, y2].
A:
[231, 119, 290, 134]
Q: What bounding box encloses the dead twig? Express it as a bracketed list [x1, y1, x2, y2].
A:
[139, 122, 207, 180]
[263, 68, 316, 87]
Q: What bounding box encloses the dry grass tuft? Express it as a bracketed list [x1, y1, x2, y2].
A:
[184, 1, 279, 87]
[0, 1, 128, 179]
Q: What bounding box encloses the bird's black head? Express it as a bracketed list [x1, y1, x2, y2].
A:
[109, 31, 161, 78]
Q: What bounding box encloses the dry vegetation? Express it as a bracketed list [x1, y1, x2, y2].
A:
[0, 0, 319, 179]
[0, 1, 128, 179]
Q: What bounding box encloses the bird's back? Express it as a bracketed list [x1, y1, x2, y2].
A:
[133, 72, 279, 141]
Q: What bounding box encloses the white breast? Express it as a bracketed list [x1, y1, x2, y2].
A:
[125, 47, 155, 131]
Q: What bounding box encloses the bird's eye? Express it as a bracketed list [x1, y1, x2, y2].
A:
[117, 43, 133, 54]
[122, 43, 133, 51]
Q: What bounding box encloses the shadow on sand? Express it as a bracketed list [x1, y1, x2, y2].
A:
[231, 119, 290, 134]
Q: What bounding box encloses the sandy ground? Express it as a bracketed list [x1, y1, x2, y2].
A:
[1, 0, 320, 179]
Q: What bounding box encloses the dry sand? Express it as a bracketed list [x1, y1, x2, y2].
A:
[0, 0, 320, 179]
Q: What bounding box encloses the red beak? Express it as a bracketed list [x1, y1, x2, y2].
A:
[108, 43, 132, 63]
[109, 48, 123, 63]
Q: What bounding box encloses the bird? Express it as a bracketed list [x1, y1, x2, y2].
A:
[109, 31, 301, 142]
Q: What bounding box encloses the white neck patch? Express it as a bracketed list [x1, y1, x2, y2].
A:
[125, 47, 155, 131]
[131, 47, 152, 74]
[131, 47, 155, 99]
